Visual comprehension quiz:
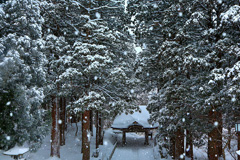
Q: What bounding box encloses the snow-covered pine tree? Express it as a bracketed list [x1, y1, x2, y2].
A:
[135, 0, 240, 159]
[0, 0, 47, 151]
[180, 1, 240, 159]
[131, 0, 195, 158]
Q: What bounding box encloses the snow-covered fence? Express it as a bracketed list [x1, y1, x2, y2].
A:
[108, 141, 118, 160]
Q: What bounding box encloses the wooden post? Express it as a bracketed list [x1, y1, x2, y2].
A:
[122, 131, 126, 145]
[82, 110, 90, 160]
[144, 130, 149, 145]
[50, 96, 60, 158]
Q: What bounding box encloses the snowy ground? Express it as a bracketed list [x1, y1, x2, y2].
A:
[0, 124, 237, 160]
[0, 123, 117, 160]
[112, 132, 156, 160]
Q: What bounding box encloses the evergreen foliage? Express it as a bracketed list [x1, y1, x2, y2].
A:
[0, 0, 48, 151]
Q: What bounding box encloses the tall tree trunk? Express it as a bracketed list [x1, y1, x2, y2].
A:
[208, 110, 222, 160]
[90, 110, 93, 136]
[186, 130, 193, 160]
[50, 96, 60, 158]
[82, 110, 91, 160]
[170, 136, 175, 159]
[60, 97, 66, 146]
[99, 113, 103, 145]
[81, 113, 84, 153]
[64, 98, 67, 131]
[227, 127, 231, 149]
[175, 128, 184, 160]
[96, 111, 99, 149]
[217, 112, 223, 158]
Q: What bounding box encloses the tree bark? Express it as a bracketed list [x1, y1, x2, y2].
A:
[99, 113, 103, 145]
[186, 130, 193, 160]
[50, 96, 60, 158]
[60, 97, 66, 146]
[82, 110, 91, 160]
[217, 112, 223, 157]
[96, 111, 99, 149]
[81, 113, 84, 153]
[64, 98, 67, 131]
[208, 110, 222, 160]
[90, 110, 93, 136]
[175, 128, 184, 160]
[170, 136, 176, 159]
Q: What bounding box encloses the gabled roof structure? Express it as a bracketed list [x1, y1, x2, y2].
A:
[111, 105, 158, 145]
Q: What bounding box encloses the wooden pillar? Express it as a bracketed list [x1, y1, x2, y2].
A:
[122, 131, 126, 145]
[144, 130, 149, 145]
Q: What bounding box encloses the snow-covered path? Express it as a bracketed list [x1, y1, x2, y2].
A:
[112, 133, 155, 160]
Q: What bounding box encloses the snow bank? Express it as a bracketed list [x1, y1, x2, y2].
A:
[3, 146, 29, 155]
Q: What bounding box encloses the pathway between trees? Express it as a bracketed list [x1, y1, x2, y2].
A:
[111, 133, 155, 160]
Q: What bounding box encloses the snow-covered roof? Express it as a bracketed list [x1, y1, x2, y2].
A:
[111, 105, 158, 129]
[3, 146, 29, 156]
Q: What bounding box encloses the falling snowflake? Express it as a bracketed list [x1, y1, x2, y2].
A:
[232, 97, 236, 102]
[94, 76, 98, 80]
[182, 118, 185, 122]
[104, 140, 108, 146]
[96, 12, 101, 19]
[178, 12, 183, 17]
[10, 112, 13, 117]
[180, 154, 184, 159]
[6, 136, 10, 141]
[58, 119, 62, 124]
[74, 30, 79, 35]
[214, 121, 219, 127]
[6, 102, 11, 106]
[130, 89, 134, 93]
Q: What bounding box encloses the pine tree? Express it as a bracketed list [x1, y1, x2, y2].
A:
[133, 0, 240, 159]
[0, 0, 48, 151]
